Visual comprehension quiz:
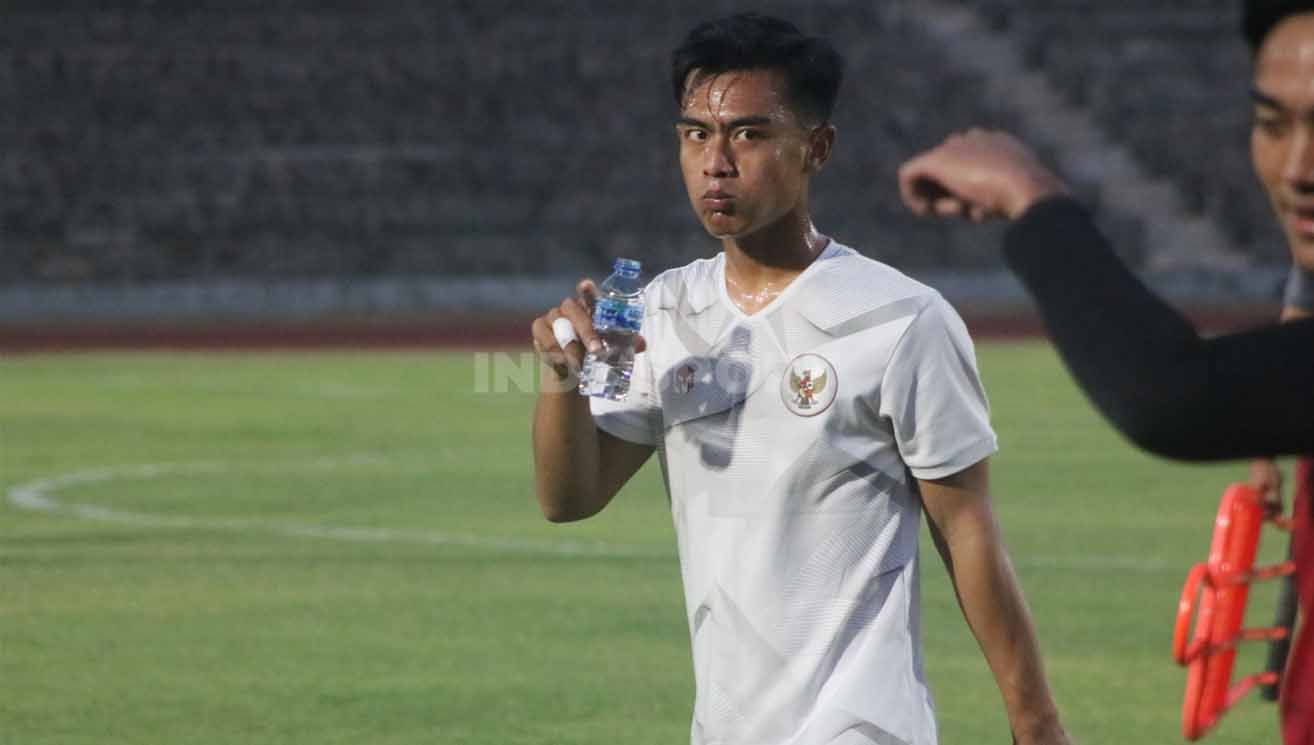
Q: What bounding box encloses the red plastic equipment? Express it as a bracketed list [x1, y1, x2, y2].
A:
[1281, 459, 1313, 745]
[1174, 483, 1295, 741]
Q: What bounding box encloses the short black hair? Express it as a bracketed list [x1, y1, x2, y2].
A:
[1243, 0, 1314, 54]
[670, 13, 845, 125]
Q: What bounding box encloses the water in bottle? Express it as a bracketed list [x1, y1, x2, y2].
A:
[579, 258, 644, 400]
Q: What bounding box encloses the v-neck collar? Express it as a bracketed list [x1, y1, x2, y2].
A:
[716, 240, 845, 320]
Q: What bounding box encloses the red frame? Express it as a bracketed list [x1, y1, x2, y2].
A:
[1174, 483, 1296, 740]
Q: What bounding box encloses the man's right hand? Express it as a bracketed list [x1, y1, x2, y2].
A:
[530, 278, 655, 523]
[530, 278, 646, 388]
[1250, 457, 1285, 518]
[898, 129, 1071, 222]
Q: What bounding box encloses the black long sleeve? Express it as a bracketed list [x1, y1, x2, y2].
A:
[1001, 197, 1314, 460]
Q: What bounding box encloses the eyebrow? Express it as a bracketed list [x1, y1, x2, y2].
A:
[675, 115, 775, 129]
[1249, 87, 1314, 121]
[1251, 87, 1283, 110]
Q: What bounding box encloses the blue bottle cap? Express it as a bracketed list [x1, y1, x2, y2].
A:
[613, 258, 641, 279]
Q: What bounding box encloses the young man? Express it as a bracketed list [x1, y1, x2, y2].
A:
[531, 14, 1071, 745]
[896, 3, 1314, 743]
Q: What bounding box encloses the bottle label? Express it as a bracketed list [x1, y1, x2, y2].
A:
[593, 297, 643, 333]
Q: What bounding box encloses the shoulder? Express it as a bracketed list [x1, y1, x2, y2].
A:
[794, 242, 943, 331]
[817, 243, 937, 296]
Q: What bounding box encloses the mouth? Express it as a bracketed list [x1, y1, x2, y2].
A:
[1286, 205, 1314, 237]
[701, 191, 735, 212]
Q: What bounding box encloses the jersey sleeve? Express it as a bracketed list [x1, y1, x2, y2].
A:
[879, 294, 998, 480]
[1001, 196, 1314, 459]
[589, 345, 661, 447]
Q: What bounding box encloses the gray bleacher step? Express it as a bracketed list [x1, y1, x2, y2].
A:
[911, 0, 1249, 271]
[1145, 217, 1252, 272]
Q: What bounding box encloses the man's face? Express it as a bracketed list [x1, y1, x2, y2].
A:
[1252, 12, 1314, 269]
[675, 69, 823, 240]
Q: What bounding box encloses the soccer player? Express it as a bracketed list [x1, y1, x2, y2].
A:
[530, 13, 1071, 745]
[895, 3, 1314, 743]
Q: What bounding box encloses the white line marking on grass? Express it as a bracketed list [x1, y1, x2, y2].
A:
[5, 459, 1187, 572]
[5, 459, 670, 559]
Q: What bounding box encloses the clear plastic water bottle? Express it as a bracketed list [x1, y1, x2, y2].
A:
[579, 258, 644, 400]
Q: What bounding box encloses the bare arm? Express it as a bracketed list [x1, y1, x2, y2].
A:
[530, 280, 653, 523]
[532, 370, 653, 522]
[919, 460, 1071, 745]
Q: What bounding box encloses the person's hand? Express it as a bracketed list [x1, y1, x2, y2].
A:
[1249, 457, 1285, 518]
[530, 278, 646, 386]
[898, 129, 1071, 222]
[531, 278, 601, 383]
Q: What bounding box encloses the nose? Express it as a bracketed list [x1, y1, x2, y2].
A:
[702, 136, 736, 178]
[1284, 125, 1314, 193]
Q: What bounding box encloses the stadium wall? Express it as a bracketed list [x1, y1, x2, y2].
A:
[1, 265, 1289, 322]
[0, 268, 1287, 352]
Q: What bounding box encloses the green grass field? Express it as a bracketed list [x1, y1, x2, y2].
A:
[0, 342, 1293, 744]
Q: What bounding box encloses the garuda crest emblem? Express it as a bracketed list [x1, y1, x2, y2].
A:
[780, 353, 837, 416]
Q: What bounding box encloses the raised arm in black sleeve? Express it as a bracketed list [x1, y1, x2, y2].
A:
[1001, 197, 1314, 460]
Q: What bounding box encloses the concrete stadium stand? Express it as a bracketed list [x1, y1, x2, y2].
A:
[0, 270, 1288, 352]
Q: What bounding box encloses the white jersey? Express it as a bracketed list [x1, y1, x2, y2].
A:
[592, 242, 997, 745]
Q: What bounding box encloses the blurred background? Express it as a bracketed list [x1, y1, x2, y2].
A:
[0, 0, 1289, 333]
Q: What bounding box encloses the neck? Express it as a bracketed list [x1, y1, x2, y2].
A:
[721, 206, 829, 315]
[723, 206, 827, 286]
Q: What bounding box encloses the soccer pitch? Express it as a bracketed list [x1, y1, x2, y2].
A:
[0, 343, 1291, 744]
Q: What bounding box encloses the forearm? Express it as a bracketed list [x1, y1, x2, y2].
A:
[532, 365, 605, 522]
[921, 463, 1067, 742]
[1002, 198, 1208, 450]
[939, 514, 1063, 742]
[1003, 197, 1314, 459]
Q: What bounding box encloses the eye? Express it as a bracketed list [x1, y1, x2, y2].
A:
[733, 128, 763, 142]
[1254, 113, 1289, 138]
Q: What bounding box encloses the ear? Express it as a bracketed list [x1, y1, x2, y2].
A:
[805, 124, 836, 173]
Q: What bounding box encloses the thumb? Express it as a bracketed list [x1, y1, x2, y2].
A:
[577, 278, 600, 312]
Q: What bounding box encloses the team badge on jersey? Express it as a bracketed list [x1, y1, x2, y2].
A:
[781, 353, 837, 416]
[674, 363, 697, 395]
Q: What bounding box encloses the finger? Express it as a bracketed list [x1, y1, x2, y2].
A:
[932, 196, 968, 219]
[897, 158, 936, 215]
[1249, 459, 1282, 493]
[531, 315, 573, 378]
[635, 334, 647, 355]
[558, 297, 599, 360]
[903, 160, 962, 218]
[1249, 459, 1285, 515]
[970, 204, 1004, 223]
[552, 316, 582, 350]
[532, 312, 568, 362]
[1263, 481, 1284, 515]
[553, 326, 587, 372]
[576, 278, 600, 311]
